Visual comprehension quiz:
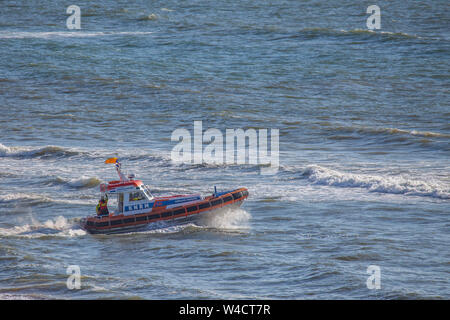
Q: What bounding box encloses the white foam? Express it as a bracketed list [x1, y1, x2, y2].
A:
[198, 207, 251, 230]
[116, 220, 194, 235]
[147, 222, 195, 234]
[65, 176, 101, 189]
[303, 165, 450, 199]
[0, 193, 53, 204]
[380, 127, 449, 138]
[138, 14, 158, 21]
[0, 293, 38, 300]
[409, 129, 449, 138]
[0, 143, 11, 156]
[0, 215, 86, 238]
[115, 207, 251, 236]
[339, 28, 422, 39]
[0, 190, 95, 206]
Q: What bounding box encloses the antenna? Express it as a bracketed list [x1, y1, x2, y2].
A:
[115, 161, 129, 182]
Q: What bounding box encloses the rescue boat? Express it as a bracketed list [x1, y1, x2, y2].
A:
[80, 158, 249, 234]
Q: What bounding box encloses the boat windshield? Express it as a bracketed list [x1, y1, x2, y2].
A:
[142, 185, 153, 199]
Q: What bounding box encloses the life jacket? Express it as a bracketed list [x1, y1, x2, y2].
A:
[97, 200, 108, 215]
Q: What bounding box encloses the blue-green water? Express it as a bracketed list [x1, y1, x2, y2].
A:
[0, 0, 449, 299]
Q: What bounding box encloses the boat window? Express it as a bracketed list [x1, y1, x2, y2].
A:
[129, 191, 145, 202]
[143, 185, 154, 198]
[141, 188, 152, 199]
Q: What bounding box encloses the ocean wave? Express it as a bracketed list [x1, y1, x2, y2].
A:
[0, 293, 40, 300]
[66, 176, 101, 189]
[47, 176, 101, 189]
[300, 165, 449, 200]
[0, 192, 93, 207]
[171, 158, 273, 173]
[0, 143, 173, 163]
[0, 31, 154, 39]
[323, 124, 450, 139]
[318, 124, 450, 147]
[343, 28, 421, 39]
[137, 13, 158, 21]
[0, 143, 82, 158]
[0, 193, 54, 206]
[271, 27, 426, 42]
[120, 152, 172, 164]
[0, 216, 86, 238]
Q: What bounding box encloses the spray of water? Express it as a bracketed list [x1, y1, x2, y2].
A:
[117, 206, 252, 236]
[198, 206, 251, 231]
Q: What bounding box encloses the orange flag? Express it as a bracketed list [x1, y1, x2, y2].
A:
[105, 157, 118, 164]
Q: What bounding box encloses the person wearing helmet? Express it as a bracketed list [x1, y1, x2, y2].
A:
[96, 194, 109, 216]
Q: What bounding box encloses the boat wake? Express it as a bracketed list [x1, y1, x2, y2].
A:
[0, 215, 86, 238]
[111, 207, 251, 236]
[197, 207, 251, 231]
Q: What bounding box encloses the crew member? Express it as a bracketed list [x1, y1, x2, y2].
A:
[96, 194, 109, 216]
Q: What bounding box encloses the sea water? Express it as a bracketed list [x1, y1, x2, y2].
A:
[0, 0, 448, 299]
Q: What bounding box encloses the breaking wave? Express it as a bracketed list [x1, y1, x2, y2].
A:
[0, 143, 171, 164]
[300, 165, 449, 200]
[0, 293, 41, 300]
[0, 193, 93, 206]
[137, 13, 158, 21]
[0, 216, 86, 238]
[48, 176, 101, 189]
[322, 125, 450, 139]
[0, 143, 82, 158]
[0, 193, 55, 206]
[66, 176, 101, 189]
